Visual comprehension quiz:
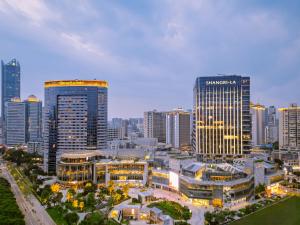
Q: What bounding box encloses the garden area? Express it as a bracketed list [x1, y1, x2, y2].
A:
[148, 200, 192, 221]
[0, 177, 25, 225]
[39, 181, 129, 225]
[3, 148, 128, 225]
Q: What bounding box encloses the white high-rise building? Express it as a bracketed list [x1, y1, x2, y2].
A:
[166, 108, 191, 148]
[251, 103, 266, 146]
[279, 104, 300, 150]
[144, 110, 166, 143]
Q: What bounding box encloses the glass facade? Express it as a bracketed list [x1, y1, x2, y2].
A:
[44, 80, 108, 174]
[1, 59, 21, 143]
[5, 100, 26, 146]
[4, 96, 42, 147]
[193, 75, 251, 161]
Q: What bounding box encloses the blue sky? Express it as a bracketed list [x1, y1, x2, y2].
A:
[0, 0, 299, 118]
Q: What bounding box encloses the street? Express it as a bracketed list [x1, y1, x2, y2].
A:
[0, 161, 55, 225]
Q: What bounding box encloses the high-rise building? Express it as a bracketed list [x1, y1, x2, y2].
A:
[1, 59, 21, 118]
[265, 106, 278, 144]
[4, 95, 43, 147]
[144, 110, 166, 143]
[1, 59, 21, 143]
[25, 95, 43, 142]
[5, 98, 26, 146]
[166, 108, 191, 148]
[251, 103, 266, 146]
[43, 80, 108, 174]
[279, 104, 300, 151]
[193, 75, 251, 162]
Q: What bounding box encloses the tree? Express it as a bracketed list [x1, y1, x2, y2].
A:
[122, 184, 130, 198]
[83, 182, 96, 195]
[255, 184, 266, 195]
[79, 212, 105, 225]
[53, 192, 63, 205]
[107, 181, 115, 195]
[64, 212, 79, 225]
[86, 192, 96, 210]
[72, 199, 79, 208]
[113, 193, 122, 204]
[79, 201, 85, 211]
[40, 188, 51, 205]
[50, 183, 60, 193]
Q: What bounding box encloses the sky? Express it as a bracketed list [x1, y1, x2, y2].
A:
[0, 0, 299, 119]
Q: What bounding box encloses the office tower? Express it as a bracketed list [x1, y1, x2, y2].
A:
[1, 59, 21, 143]
[144, 110, 166, 143]
[265, 106, 279, 144]
[107, 127, 122, 141]
[109, 118, 128, 139]
[193, 75, 251, 162]
[279, 104, 300, 150]
[166, 108, 191, 148]
[43, 80, 108, 174]
[4, 95, 43, 147]
[25, 95, 43, 142]
[5, 98, 26, 146]
[251, 103, 266, 146]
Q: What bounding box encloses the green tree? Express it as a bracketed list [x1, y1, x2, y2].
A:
[64, 212, 79, 225]
[79, 212, 105, 225]
[86, 192, 96, 210]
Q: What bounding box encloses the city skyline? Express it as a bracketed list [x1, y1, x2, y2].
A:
[0, 1, 300, 118]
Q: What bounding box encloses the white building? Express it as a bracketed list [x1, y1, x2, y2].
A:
[279, 104, 300, 150]
[251, 103, 266, 146]
[166, 108, 191, 149]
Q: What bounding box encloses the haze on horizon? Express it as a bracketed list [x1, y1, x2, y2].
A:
[0, 0, 299, 119]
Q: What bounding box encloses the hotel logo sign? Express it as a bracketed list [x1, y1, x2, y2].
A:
[206, 80, 236, 85]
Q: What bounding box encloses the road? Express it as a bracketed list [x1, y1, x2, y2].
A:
[0, 161, 55, 225]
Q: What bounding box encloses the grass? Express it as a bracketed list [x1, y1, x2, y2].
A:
[148, 200, 191, 220]
[0, 177, 25, 225]
[46, 206, 68, 225]
[231, 196, 300, 225]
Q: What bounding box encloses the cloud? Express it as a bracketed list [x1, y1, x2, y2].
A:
[0, 0, 299, 117]
[0, 0, 60, 25]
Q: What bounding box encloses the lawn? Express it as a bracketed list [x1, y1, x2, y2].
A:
[231, 196, 300, 225]
[46, 206, 68, 225]
[0, 177, 25, 225]
[148, 200, 192, 220]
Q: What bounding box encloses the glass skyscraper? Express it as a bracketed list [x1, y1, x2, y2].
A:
[193, 75, 251, 162]
[1, 59, 21, 116]
[1, 59, 21, 143]
[43, 80, 108, 174]
[4, 95, 43, 147]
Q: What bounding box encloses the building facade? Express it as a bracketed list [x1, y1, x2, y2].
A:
[57, 151, 148, 187]
[193, 75, 251, 161]
[144, 110, 166, 143]
[166, 108, 191, 148]
[25, 95, 43, 142]
[251, 103, 266, 146]
[5, 95, 43, 147]
[1, 59, 21, 144]
[279, 104, 300, 150]
[43, 80, 108, 174]
[265, 106, 279, 144]
[5, 98, 26, 146]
